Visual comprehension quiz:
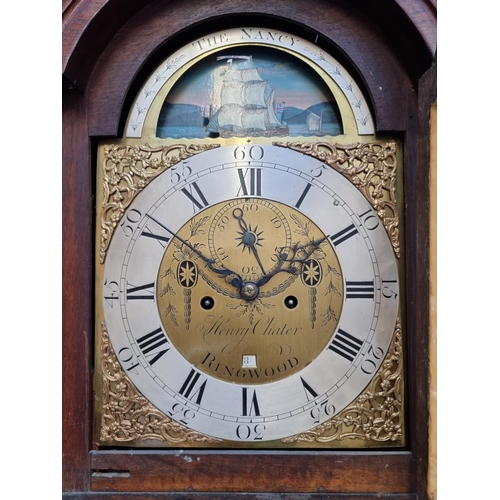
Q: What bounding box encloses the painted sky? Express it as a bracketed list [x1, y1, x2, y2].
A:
[164, 46, 337, 110]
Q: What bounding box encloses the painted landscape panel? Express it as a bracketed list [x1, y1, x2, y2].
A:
[156, 46, 343, 139]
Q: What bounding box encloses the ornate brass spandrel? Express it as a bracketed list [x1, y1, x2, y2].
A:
[99, 321, 222, 444]
[98, 318, 402, 446]
[99, 143, 219, 264]
[282, 317, 403, 444]
[274, 141, 400, 258]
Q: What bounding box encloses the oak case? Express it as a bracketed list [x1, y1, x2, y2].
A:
[62, 0, 436, 497]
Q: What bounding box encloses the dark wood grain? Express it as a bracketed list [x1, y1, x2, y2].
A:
[64, 493, 416, 500]
[91, 451, 412, 493]
[411, 60, 437, 500]
[62, 0, 436, 496]
[62, 94, 93, 492]
[83, 0, 414, 136]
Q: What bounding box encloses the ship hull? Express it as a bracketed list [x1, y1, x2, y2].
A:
[218, 125, 290, 138]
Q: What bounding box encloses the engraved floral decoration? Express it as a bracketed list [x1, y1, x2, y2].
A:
[99, 143, 219, 263]
[302, 47, 371, 129]
[282, 318, 403, 443]
[274, 141, 400, 258]
[289, 211, 342, 329]
[99, 321, 221, 444]
[128, 54, 187, 133]
[158, 215, 211, 329]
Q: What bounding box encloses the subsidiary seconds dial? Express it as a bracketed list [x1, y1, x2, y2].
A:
[208, 198, 291, 281]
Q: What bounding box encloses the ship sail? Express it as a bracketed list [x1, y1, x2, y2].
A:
[243, 81, 267, 108]
[307, 111, 322, 133]
[266, 89, 281, 127]
[242, 109, 268, 131]
[207, 55, 288, 136]
[218, 104, 244, 129]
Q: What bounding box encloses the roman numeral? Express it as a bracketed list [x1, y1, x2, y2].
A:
[242, 387, 261, 416]
[136, 327, 170, 365]
[300, 377, 318, 401]
[179, 369, 207, 405]
[329, 223, 358, 246]
[237, 168, 262, 196]
[328, 328, 363, 362]
[181, 181, 209, 212]
[126, 282, 155, 300]
[346, 280, 375, 299]
[141, 223, 171, 248]
[295, 182, 312, 208]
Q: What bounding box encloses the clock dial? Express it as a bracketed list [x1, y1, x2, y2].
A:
[101, 144, 399, 442]
[208, 197, 292, 282]
[157, 197, 344, 385]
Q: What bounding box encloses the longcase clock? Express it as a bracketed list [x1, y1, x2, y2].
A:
[63, 1, 436, 497]
[95, 28, 405, 451]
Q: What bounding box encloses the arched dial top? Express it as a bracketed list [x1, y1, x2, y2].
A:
[102, 144, 399, 442]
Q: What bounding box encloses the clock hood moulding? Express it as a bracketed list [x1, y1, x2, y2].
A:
[62, 0, 436, 137]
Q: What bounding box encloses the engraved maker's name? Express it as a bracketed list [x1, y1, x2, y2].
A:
[198, 315, 301, 350]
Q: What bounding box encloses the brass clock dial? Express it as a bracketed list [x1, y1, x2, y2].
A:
[101, 144, 399, 443]
[156, 197, 344, 385]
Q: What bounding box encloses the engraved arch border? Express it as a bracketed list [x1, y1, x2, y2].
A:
[125, 27, 375, 139]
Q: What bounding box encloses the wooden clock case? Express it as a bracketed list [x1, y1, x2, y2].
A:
[62, 0, 437, 498]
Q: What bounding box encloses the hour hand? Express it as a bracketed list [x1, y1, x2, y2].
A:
[256, 236, 329, 287]
[145, 214, 244, 287]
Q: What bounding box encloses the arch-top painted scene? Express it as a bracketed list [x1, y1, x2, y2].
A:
[156, 46, 343, 139]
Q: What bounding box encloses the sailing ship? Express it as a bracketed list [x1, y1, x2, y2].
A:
[307, 110, 323, 134]
[206, 56, 289, 137]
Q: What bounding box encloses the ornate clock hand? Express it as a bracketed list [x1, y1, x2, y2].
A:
[232, 208, 266, 275]
[256, 235, 330, 287]
[145, 214, 244, 288]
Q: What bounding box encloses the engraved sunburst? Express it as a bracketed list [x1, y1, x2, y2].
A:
[178, 260, 198, 288]
[301, 259, 322, 287]
[236, 224, 264, 253]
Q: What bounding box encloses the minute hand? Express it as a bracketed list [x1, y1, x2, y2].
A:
[256, 235, 330, 288]
[145, 214, 244, 286]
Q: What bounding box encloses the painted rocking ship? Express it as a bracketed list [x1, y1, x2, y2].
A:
[206, 56, 289, 137]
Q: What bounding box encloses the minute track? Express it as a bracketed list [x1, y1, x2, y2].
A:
[102, 144, 399, 442]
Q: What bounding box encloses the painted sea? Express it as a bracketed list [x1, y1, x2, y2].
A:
[156, 101, 343, 139]
[157, 122, 341, 139]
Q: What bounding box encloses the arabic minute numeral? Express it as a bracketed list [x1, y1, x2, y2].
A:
[233, 145, 264, 161]
[361, 344, 385, 375]
[117, 347, 140, 374]
[167, 402, 196, 426]
[103, 279, 119, 308]
[358, 208, 380, 230]
[382, 279, 398, 300]
[170, 160, 192, 184]
[310, 400, 336, 424]
[120, 208, 142, 237]
[236, 424, 266, 441]
[310, 164, 326, 178]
